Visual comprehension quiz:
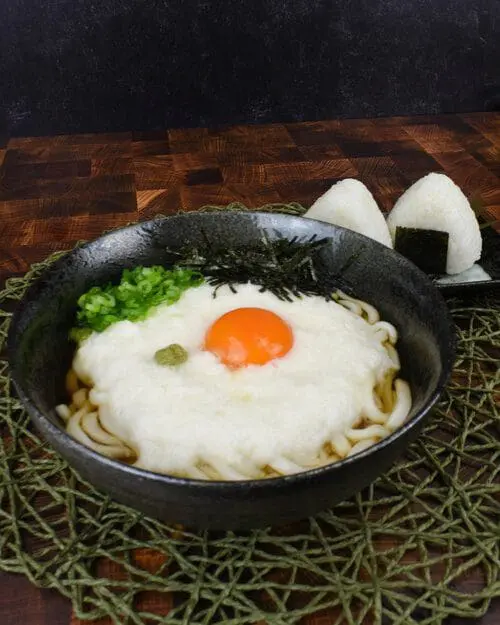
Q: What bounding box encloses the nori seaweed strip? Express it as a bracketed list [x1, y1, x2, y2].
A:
[168, 230, 361, 301]
[394, 227, 449, 275]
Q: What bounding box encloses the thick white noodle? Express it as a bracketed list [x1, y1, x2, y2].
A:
[347, 439, 376, 456]
[337, 300, 363, 316]
[385, 344, 400, 369]
[361, 391, 389, 424]
[66, 402, 135, 460]
[372, 321, 398, 344]
[337, 291, 380, 324]
[55, 404, 71, 422]
[270, 456, 309, 475]
[346, 424, 388, 441]
[330, 432, 352, 458]
[385, 380, 412, 431]
[81, 412, 125, 447]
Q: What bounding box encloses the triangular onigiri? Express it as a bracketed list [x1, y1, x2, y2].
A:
[304, 179, 393, 248]
[387, 173, 482, 275]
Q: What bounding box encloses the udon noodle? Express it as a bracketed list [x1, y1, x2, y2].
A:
[56, 290, 411, 480]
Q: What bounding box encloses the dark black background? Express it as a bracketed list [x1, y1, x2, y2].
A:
[1, 0, 499, 137]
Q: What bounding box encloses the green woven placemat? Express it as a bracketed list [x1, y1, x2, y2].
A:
[0, 204, 499, 625]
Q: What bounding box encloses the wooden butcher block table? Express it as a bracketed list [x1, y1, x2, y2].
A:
[0, 113, 499, 625]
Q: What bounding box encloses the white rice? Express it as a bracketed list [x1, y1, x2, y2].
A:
[387, 173, 482, 275]
[304, 179, 393, 248]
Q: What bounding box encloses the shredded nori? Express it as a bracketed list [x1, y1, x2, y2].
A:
[170, 231, 360, 301]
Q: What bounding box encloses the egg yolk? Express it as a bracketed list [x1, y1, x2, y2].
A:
[204, 307, 294, 368]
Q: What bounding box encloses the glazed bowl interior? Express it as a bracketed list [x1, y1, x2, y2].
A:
[8, 211, 456, 529]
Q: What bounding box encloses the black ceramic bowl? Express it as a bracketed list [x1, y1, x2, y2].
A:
[8, 212, 455, 530]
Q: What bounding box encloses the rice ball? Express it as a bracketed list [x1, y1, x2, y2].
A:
[304, 179, 393, 248]
[387, 173, 482, 275]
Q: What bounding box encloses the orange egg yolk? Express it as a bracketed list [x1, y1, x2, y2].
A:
[204, 307, 294, 368]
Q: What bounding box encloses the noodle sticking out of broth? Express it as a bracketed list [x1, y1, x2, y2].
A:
[56, 286, 412, 481]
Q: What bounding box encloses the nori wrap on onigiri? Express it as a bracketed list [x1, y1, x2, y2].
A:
[394, 227, 449, 275]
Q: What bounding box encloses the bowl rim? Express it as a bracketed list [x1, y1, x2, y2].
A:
[8, 210, 457, 491]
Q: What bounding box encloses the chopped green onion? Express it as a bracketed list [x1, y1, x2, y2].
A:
[69, 266, 204, 340]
